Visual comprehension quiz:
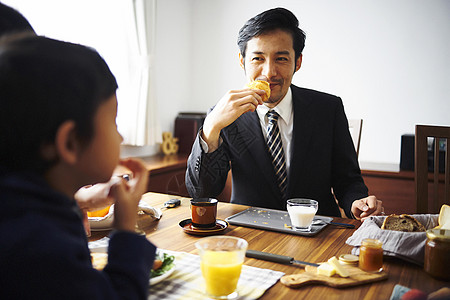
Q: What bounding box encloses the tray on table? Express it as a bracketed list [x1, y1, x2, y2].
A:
[225, 207, 333, 236]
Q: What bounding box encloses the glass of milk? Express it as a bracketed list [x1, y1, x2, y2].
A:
[286, 199, 319, 232]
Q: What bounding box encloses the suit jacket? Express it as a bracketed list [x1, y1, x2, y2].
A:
[186, 85, 368, 217]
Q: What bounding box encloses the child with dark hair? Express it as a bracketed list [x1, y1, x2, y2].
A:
[0, 2, 35, 36]
[0, 35, 156, 299]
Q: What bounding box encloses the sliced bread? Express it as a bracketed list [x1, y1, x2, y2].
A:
[381, 214, 426, 232]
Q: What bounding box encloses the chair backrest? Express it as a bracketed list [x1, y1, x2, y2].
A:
[415, 124, 450, 213]
[348, 119, 363, 158]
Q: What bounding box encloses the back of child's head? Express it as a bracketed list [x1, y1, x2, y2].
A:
[0, 35, 118, 174]
[0, 3, 36, 37]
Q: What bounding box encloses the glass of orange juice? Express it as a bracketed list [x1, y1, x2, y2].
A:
[195, 236, 248, 299]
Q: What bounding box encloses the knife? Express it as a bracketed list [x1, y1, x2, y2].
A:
[246, 249, 320, 267]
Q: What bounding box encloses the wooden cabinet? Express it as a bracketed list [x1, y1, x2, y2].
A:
[141, 154, 190, 197]
[362, 169, 446, 214]
[125, 155, 445, 214]
[114, 154, 190, 197]
[362, 170, 416, 214]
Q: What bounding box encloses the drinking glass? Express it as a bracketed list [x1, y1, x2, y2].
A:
[195, 236, 248, 299]
[287, 198, 318, 232]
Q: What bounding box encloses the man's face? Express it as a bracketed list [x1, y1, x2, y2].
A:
[240, 29, 302, 107]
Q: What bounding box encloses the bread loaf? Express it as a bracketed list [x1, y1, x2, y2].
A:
[381, 214, 425, 232]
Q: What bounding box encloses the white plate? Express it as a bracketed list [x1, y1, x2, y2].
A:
[149, 263, 176, 286]
[88, 205, 114, 231]
[88, 201, 163, 231]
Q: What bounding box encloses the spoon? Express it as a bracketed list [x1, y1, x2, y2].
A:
[312, 219, 355, 228]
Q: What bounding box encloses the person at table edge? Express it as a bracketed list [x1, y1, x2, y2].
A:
[185, 7, 383, 220]
[0, 33, 155, 298]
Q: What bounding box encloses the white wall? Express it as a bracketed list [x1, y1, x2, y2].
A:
[156, 0, 450, 168]
[5, 0, 450, 167]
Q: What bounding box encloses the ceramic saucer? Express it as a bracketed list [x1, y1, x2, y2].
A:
[179, 219, 228, 236]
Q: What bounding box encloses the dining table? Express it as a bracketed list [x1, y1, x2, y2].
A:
[89, 192, 449, 299]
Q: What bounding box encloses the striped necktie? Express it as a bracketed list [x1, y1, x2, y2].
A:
[266, 110, 287, 198]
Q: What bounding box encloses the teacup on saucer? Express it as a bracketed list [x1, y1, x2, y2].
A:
[179, 219, 228, 236]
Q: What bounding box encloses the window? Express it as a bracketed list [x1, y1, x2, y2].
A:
[4, 0, 159, 146]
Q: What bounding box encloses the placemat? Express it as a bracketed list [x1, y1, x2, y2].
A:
[148, 250, 284, 300]
[88, 239, 284, 299]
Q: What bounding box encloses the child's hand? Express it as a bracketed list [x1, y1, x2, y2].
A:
[110, 158, 149, 232]
[75, 182, 115, 212]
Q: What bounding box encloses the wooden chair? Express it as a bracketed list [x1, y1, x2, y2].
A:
[348, 119, 363, 157]
[333, 119, 363, 217]
[415, 125, 450, 213]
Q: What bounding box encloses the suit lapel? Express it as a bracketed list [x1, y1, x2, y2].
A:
[287, 86, 313, 196]
[234, 112, 282, 199]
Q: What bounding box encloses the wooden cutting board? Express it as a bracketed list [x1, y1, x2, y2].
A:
[280, 264, 388, 288]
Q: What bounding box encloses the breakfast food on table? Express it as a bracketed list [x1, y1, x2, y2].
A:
[246, 80, 271, 102]
[359, 238, 383, 272]
[315, 256, 350, 277]
[91, 251, 175, 278]
[327, 256, 349, 277]
[317, 262, 336, 277]
[436, 204, 450, 229]
[87, 205, 112, 218]
[91, 253, 108, 270]
[280, 258, 388, 288]
[338, 254, 359, 265]
[381, 214, 425, 232]
[151, 252, 175, 278]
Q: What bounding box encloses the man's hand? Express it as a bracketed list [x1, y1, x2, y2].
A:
[202, 88, 265, 152]
[351, 195, 384, 221]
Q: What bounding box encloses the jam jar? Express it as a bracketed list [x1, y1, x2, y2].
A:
[424, 229, 450, 281]
[359, 238, 383, 272]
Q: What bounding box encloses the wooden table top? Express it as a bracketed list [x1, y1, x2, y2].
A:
[90, 192, 449, 299]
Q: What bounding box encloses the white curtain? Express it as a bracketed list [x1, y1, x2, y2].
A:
[117, 0, 161, 146]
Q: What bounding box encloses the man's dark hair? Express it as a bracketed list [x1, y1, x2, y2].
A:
[237, 7, 306, 62]
[0, 36, 118, 173]
[0, 3, 36, 36]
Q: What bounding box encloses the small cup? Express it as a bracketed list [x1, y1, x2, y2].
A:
[286, 198, 318, 232]
[196, 236, 248, 299]
[190, 198, 218, 229]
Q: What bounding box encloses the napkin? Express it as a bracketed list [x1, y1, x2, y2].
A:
[138, 201, 163, 220]
[346, 214, 438, 266]
[148, 251, 284, 300]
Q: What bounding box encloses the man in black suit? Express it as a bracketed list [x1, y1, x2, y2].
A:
[186, 8, 382, 219]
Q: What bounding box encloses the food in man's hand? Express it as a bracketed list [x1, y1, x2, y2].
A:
[436, 204, 450, 230]
[87, 205, 112, 218]
[246, 80, 271, 102]
[381, 214, 425, 232]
